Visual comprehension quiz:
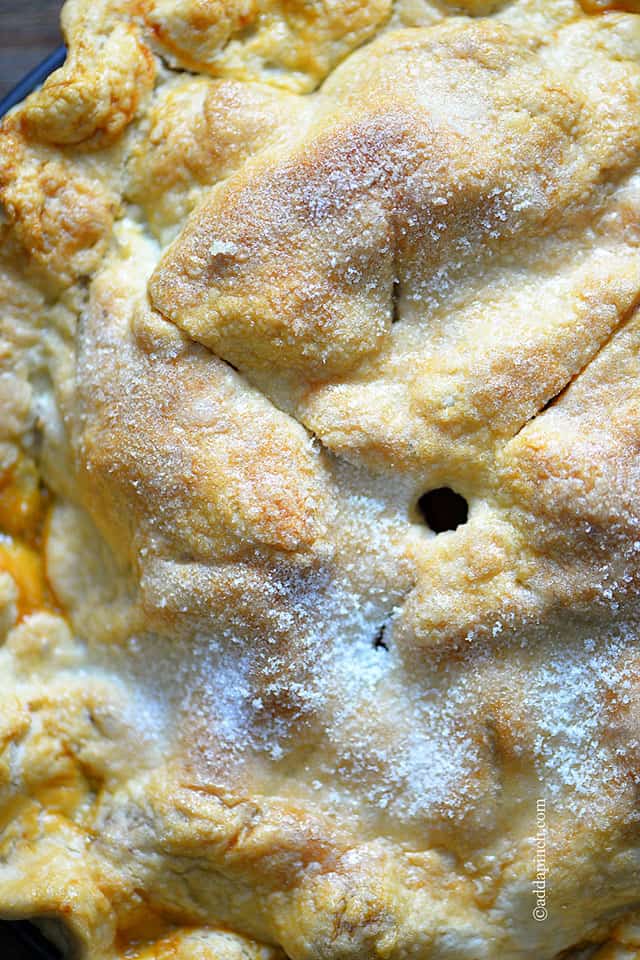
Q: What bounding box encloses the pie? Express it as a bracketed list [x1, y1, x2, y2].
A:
[2, 0, 640, 957]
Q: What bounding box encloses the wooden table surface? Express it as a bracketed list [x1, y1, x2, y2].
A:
[0, 0, 64, 99]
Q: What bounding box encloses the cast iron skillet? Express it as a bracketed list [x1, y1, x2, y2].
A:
[0, 42, 69, 960]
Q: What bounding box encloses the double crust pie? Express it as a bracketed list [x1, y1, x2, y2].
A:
[2, 0, 640, 957]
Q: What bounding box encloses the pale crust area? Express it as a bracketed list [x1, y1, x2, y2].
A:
[142, 0, 393, 92]
[2, 1, 640, 959]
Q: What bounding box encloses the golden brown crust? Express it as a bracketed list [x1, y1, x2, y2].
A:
[0, 131, 118, 289]
[2, 2, 640, 958]
[143, 0, 392, 92]
[19, 0, 155, 148]
[126, 76, 305, 237]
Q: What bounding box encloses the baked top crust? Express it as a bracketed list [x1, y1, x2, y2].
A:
[2, 1, 640, 957]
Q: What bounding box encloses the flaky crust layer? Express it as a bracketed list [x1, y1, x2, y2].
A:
[2, 1, 640, 958]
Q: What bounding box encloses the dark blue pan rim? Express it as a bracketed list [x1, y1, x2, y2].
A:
[0, 41, 68, 960]
[0, 45, 67, 119]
